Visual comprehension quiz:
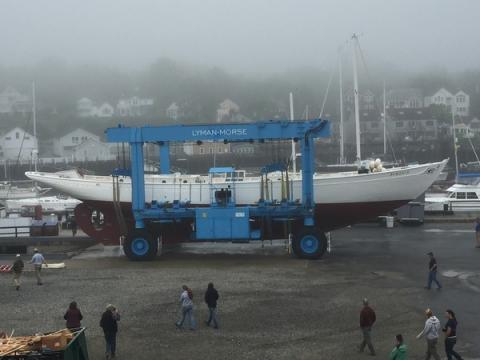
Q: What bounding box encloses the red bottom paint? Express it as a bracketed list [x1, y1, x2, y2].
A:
[75, 199, 408, 245]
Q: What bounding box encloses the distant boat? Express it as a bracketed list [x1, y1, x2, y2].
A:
[5, 195, 81, 214]
[425, 182, 480, 213]
[0, 181, 50, 202]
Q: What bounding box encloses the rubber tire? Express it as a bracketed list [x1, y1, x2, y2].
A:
[124, 229, 158, 261]
[292, 228, 327, 260]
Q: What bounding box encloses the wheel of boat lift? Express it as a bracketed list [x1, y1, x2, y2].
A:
[292, 228, 327, 260]
[124, 229, 158, 261]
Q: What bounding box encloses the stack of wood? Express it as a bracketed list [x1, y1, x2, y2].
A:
[0, 329, 76, 357]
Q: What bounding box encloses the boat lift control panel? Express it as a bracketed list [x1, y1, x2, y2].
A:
[105, 119, 331, 261]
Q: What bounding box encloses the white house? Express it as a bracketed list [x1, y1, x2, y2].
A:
[77, 98, 114, 118]
[53, 129, 100, 157]
[453, 91, 470, 117]
[95, 102, 115, 118]
[77, 98, 95, 117]
[216, 99, 240, 123]
[0, 87, 31, 114]
[166, 102, 181, 121]
[116, 96, 154, 117]
[0, 127, 38, 161]
[425, 88, 470, 116]
[424, 88, 453, 107]
[71, 138, 115, 162]
[386, 88, 424, 109]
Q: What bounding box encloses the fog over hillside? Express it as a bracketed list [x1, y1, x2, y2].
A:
[2, 0, 479, 72]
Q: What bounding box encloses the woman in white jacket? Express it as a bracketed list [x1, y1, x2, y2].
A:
[417, 308, 442, 360]
[176, 285, 196, 330]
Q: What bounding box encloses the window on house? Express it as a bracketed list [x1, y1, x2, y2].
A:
[426, 120, 434, 126]
[396, 121, 403, 128]
[16, 132, 19, 139]
[5, 137, 11, 140]
[370, 123, 379, 128]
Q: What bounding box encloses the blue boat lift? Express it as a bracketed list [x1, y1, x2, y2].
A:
[105, 119, 330, 261]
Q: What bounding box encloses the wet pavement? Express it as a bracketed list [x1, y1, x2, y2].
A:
[0, 222, 479, 359]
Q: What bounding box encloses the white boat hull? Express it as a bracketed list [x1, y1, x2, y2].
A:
[26, 160, 447, 206]
[25, 160, 448, 243]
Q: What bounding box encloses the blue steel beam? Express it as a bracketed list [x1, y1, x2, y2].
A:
[106, 119, 330, 143]
[106, 119, 330, 231]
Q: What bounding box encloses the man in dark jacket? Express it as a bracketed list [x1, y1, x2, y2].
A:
[12, 254, 24, 291]
[359, 298, 376, 355]
[100, 304, 120, 359]
[204, 282, 219, 329]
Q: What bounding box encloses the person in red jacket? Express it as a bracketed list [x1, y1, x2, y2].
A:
[64, 301, 83, 329]
[359, 298, 377, 356]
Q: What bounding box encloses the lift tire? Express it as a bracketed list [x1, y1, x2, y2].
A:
[124, 229, 158, 261]
[292, 229, 327, 260]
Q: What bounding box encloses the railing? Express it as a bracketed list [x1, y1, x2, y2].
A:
[0, 225, 31, 238]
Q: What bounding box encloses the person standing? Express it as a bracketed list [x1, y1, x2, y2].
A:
[389, 334, 407, 360]
[417, 308, 441, 360]
[475, 218, 480, 248]
[64, 301, 83, 330]
[30, 248, 47, 285]
[176, 285, 195, 330]
[425, 252, 442, 290]
[100, 304, 120, 359]
[204, 282, 219, 329]
[12, 254, 24, 291]
[442, 309, 463, 360]
[359, 298, 376, 356]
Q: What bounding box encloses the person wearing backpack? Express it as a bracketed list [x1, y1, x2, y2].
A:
[176, 285, 195, 330]
[389, 334, 407, 360]
[416, 308, 441, 360]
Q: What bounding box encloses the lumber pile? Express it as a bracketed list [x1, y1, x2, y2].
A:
[0, 329, 75, 357]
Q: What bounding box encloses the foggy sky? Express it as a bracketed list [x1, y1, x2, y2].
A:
[2, 0, 479, 73]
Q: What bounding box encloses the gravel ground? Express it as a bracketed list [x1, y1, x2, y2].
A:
[1, 223, 479, 360]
